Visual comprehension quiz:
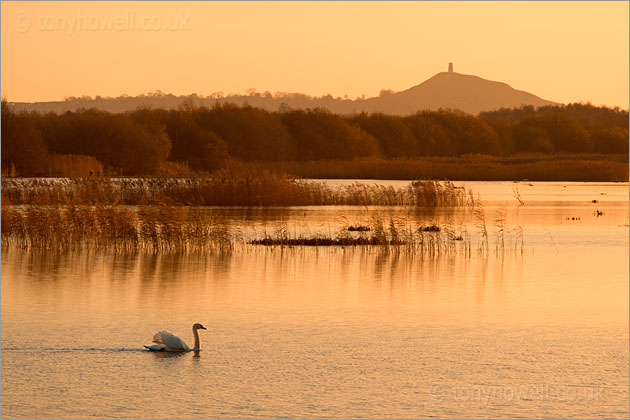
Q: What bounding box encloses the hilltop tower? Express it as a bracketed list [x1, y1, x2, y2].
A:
[448, 62, 453, 73]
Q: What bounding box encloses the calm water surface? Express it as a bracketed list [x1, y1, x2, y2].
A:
[2, 181, 628, 418]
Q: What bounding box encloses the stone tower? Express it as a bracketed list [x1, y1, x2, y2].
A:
[448, 62, 453, 73]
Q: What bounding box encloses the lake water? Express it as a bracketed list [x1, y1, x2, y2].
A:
[2, 181, 628, 418]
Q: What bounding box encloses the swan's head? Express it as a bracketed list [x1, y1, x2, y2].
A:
[193, 323, 207, 331]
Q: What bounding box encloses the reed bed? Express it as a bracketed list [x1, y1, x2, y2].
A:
[2, 170, 466, 207]
[248, 216, 475, 259]
[2, 203, 524, 257]
[247, 154, 629, 182]
[1, 204, 232, 252]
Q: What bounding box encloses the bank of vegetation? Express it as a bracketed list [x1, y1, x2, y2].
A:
[1, 203, 232, 252]
[2, 101, 627, 181]
[247, 154, 628, 182]
[1, 172, 466, 207]
[3, 202, 520, 257]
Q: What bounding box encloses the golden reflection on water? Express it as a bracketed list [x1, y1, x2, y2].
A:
[1, 181, 628, 418]
[2, 242, 628, 418]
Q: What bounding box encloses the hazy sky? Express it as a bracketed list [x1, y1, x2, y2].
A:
[1, 1, 628, 108]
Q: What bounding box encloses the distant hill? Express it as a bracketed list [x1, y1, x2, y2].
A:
[8, 67, 559, 115]
[361, 71, 559, 114]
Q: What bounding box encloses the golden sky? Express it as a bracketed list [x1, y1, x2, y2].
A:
[1, 1, 628, 108]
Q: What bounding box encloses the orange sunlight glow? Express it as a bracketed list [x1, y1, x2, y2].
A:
[1, 1, 628, 108]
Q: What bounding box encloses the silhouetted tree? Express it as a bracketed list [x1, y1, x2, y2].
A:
[404, 110, 500, 156]
[282, 109, 378, 160]
[481, 103, 627, 155]
[511, 117, 554, 153]
[590, 127, 629, 154]
[542, 114, 591, 153]
[194, 103, 293, 161]
[161, 110, 228, 171]
[33, 108, 171, 175]
[350, 113, 417, 157]
[430, 110, 500, 155]
[1, 101, 49, 176]
[3, 100, 627, 177]
[403, 112, 453, 156]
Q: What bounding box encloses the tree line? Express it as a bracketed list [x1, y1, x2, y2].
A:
[2, 101, 627, 176]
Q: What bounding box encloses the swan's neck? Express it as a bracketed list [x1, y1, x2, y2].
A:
[192, 328, 200, 350]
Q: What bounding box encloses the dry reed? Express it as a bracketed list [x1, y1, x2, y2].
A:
[247, 216, 475, 260]
[245, 154, 629, 182]
[1, 204, 232, 252]
[2, 203, 526, 259]
[2, 170, 467, 207]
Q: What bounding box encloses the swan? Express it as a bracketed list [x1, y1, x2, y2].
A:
[144, 323, 206, 352]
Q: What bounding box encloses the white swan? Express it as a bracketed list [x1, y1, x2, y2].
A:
[144, 323, 207, 352]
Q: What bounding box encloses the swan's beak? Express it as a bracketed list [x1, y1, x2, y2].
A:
[199, 325, 207, 330]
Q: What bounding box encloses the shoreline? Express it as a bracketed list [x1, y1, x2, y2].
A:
[2, 154, 628, 183]
[244, 155, 629, 182]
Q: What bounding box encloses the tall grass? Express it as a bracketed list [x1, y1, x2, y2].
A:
[1, 204, 232, 252]
[495, 206, 506, 254]
[248, 216, 474, 259]
[245, 154, 629, 182]
[2, 202, 526, 257]
[473, 201, 489, 255]
[2, 169, 466, 207]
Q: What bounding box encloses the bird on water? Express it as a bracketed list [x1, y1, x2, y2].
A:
[144, 323, 207, 352]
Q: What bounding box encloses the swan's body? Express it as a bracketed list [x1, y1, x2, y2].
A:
[144, 323, 206, 352]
